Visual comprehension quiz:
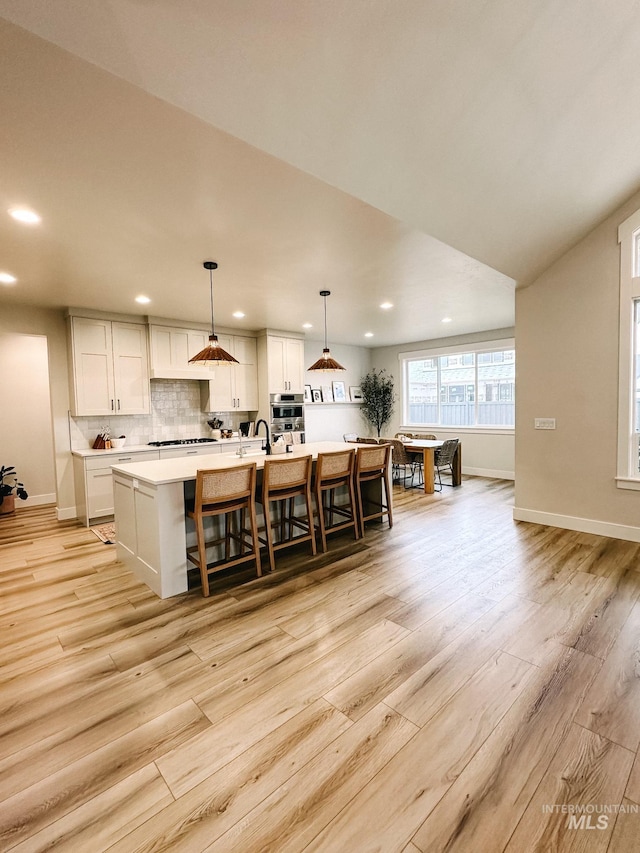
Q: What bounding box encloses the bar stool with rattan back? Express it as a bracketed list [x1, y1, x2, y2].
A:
[259, 455, 316, 572]
[353, 442, 393, 537]
[186, 462, 261, 596]
[314, 447, 359, 552]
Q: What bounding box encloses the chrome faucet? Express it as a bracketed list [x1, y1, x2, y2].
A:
[255, 419, 271, 455]
[236, 431, 246, 457]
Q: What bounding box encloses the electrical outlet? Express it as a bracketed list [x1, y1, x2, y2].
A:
[534, 418, 556, 430]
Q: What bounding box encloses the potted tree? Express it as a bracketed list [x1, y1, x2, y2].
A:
[0, 465, 28, 514]
[360, 369, 395, 437]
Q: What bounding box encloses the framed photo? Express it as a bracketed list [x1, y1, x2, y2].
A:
[321, 384, 333, 402]
[349, 385, 363, 402]
[312, 388, 322, 403]
[332, 380, 347, 402]
[304, 384, 313, 403]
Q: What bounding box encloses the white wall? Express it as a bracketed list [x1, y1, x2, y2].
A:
[0, 333, 56, 505]
[0, 305, 74, 515]
[515, 186, 640, 540]
[371, 328, 515, 478]
[303, 340, 371, 441]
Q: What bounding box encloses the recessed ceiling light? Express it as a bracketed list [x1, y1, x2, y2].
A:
[442, 317, 453, 323]
[380, 302, 393, 310]
[302, 323, 312, 329]
[364, 332, 374, 338]
[232, 311, 245, 319]
[9, 207, 41, 224]
[135, 295, 151, 304]
[0, 272, 17, 285]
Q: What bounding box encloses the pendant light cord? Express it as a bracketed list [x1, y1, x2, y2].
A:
[210, 266, 215, 337]
[324, 293, 328, 350]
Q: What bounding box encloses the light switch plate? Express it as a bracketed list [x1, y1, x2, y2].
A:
[534, 418, 556, 430]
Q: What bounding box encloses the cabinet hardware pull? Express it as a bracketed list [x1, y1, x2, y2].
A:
[118, 457, 132, 461]
[111, 399, 114, 411]
[117, 399, 121, 411]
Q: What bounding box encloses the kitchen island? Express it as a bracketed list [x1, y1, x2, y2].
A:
[111, 441, 362, 598]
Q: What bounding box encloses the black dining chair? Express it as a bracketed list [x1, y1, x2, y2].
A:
[433, 438, 459, 491]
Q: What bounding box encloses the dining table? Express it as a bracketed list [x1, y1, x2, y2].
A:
[403, 438, 462, 494]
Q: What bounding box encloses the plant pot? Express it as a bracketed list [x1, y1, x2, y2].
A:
[0, 494, 16, 515]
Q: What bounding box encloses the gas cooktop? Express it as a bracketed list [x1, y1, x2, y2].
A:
[147, 438, 217, 447]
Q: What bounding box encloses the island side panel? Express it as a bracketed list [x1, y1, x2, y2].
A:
[113, 472, 188, 598]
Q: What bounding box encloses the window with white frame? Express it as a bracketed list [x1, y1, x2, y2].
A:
[401, 340, 515, 428]
[617, 210, 640, 487]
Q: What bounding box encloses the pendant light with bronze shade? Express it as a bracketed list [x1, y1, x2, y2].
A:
[307, 290, 346, 372]
[188, 261, 239, 365]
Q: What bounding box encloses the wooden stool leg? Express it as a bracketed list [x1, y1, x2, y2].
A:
[384, 467, 393, 529]
[319, 487, 328, 553]
[347, 477, 360, 540]
[248, 499, 261, 577]
[265, 499, 276, 573]
[196, 515, 209, 597]
[305, 486, 317, 556]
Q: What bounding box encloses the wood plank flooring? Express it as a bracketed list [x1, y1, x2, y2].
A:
[0, 479, 639, 852]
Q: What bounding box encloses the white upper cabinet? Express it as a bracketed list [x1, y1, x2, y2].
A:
[202, 335, 258, 411]
[149, 325, 210, 379]
[69, 317, 150, 416]
[267, 336, 305, 392]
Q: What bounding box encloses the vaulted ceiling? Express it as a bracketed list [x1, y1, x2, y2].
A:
[2, 2, 639, 346]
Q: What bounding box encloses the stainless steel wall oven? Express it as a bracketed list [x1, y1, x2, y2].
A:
[270, 393, 305, 439]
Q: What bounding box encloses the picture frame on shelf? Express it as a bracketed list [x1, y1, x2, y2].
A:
[332, 380, 347, 402]
[304, 384, 313, 403]
[321, 384, 333, 403]
[349, 385, 363, 402]
[312, 388, 322, 403]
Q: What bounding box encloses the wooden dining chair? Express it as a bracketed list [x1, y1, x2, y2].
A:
[186, 463, 261, 596]
[258, 455, 316, 572]
[353, 442, 393, 537]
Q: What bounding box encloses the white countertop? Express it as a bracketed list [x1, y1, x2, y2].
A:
[111, 441, 351, 486]
[71, 437, 251, 458]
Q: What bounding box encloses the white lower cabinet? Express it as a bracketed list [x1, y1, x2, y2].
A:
[74, 441, 263, 526]
[74, 450, 160, 527]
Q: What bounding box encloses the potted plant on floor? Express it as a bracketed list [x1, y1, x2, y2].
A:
[360, 368, 395, 437]
[0, 465, 28, 514]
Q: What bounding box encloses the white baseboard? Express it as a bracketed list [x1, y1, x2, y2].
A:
[512, 506, 640, 543]
[57, 506, 77, 521]
[23, 493, 56, 507]
[463, 467, 514, 480]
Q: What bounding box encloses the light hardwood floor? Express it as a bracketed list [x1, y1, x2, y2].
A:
[0, 478, 639, 852]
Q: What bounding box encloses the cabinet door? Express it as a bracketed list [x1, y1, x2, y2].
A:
[71, 317, 115, 416]
[284, 338, 306, 392]
[149, 326, 173, 373]
[187, 330, 210, 375]
[112, 322, 150, 414]
[233, 337, 258, 409]
[87, 467, 115, 518]
[205, 334, 235, 410]
[267, 336, 287, 391]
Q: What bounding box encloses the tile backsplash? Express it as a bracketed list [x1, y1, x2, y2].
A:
[69, 379, 251, 449]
